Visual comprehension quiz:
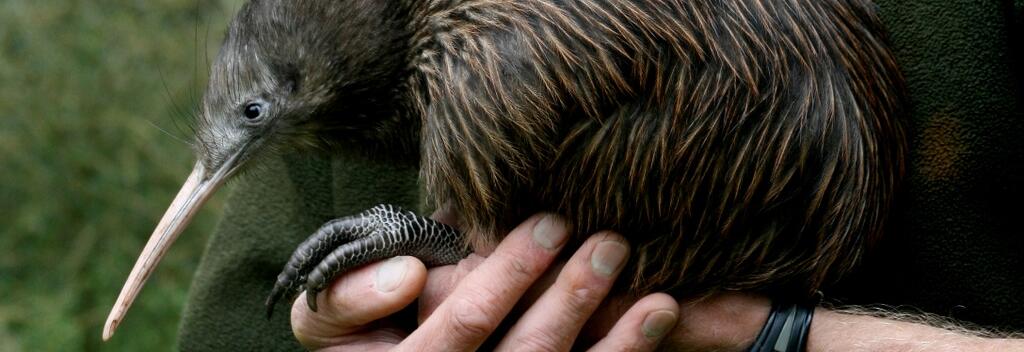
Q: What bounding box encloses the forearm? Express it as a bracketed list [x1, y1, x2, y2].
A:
[808, 309, 1023, 352]
[658, 293, 1023, 352]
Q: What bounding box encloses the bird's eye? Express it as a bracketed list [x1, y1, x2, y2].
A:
[243, 103, 263, 120]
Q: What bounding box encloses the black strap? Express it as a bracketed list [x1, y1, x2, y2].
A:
[748, 301, 815, 352]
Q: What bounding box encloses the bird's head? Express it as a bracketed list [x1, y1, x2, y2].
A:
[104, 0, 417, 340]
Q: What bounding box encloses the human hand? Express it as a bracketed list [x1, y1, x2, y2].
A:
[291, 211, 1024, 352]
[290, 214, 681, 351]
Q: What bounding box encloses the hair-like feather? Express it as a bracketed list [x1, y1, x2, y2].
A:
[205, 0, 906, 299]
[411, 0, 905, 298]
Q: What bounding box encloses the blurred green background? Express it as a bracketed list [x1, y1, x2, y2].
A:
[1, 0, 245, 350]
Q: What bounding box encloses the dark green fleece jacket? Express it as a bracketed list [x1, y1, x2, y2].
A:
[178, 1, 1024, 350]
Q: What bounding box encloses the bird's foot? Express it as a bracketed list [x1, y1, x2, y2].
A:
[265, 204, 469, 317]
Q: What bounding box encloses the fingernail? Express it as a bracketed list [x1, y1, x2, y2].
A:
[642, 310, 677, 339]
[375, 257, 407, 293]
[532, 214, 568, 250]
[590, 239, 628, 277]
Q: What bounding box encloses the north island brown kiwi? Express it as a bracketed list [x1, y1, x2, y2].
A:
[103, 0, 905, 339]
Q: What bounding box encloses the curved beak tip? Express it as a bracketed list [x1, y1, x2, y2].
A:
[102, 162, 225, 342]
[102, 319, 117, 341]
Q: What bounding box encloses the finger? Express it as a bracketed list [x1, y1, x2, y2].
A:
[418, 254, 487, 323]
[495, 232, 630, 351]
[397, 213, 570, 352]
[291, 256, 427, 350]
[587, 293, 679, 352]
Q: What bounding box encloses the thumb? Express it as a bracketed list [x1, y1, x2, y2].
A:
[291, 256, 428, 349]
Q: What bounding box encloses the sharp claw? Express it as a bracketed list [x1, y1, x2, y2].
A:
[306, 287, 319, 312]
[265, 285, 284, 319]
[270, 205, 468, 318]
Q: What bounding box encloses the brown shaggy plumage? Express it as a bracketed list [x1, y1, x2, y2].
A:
[406, 0, 905, 298]
[204, 0, 906, 300]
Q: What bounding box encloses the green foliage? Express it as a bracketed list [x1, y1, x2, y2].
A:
[0, 0, 244, 350]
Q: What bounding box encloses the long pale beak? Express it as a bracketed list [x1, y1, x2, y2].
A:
[103, 160, 232, 341]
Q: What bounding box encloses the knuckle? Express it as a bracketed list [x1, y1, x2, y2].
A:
[497, 250, 540, 278]
[445, 294, 502, 342]
[494, 251, 541, 284]
[559, 274, 605, 312]
[551, 289, 593, 324]
[507, 254, 534, 278]
[567, 282, 603, 307]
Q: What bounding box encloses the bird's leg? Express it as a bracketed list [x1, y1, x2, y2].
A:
[265, 204, 470, 316]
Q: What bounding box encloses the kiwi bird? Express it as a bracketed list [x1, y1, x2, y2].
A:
[103, 0, 905, 340]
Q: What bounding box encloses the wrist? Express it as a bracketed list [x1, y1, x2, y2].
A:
[668, 292, 771, 351]
[748, 300, 815, 352]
